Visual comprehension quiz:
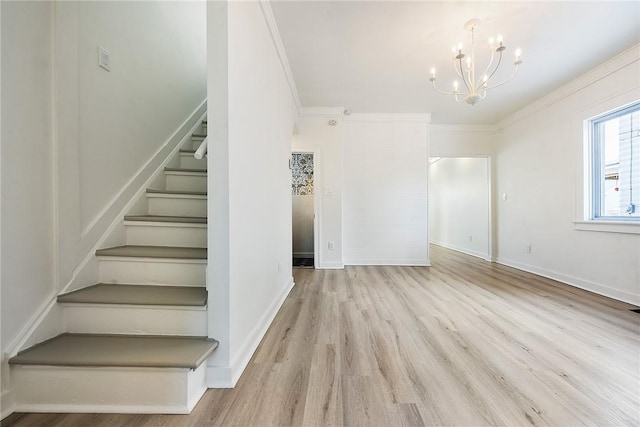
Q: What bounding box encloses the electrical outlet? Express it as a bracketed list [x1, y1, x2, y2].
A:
[626, 204, 636, 214]
[526, 244, 532, 253]
[469, 235, 473, 242]
[328, 241, 335, 250]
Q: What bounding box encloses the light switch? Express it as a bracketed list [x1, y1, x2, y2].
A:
[98, 46, 110, 71]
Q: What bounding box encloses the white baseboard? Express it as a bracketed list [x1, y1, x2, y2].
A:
[207, 276, 295, 388]
[1, 389, 15, 420]
[317, 262, 345, 269]
[344, 258, 431, 266]
[4, 296, 63, 361]
[12, 403, 192, 415]
[206, 366, 233, 389]
[430, 241, 491, 261]
[496, 257, 640, 306]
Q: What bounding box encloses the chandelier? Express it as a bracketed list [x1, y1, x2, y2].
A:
[429, 19, 522, 105]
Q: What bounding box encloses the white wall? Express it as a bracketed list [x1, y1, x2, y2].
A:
[293, 114, 344, 268]
[429, 157, 491, 260]
[343, 116, 430, 265]
[1, 0, 54, 411]
[495, 45, 640, 305]
[430, 125, 497, 157]
[207, 0, 298, 387]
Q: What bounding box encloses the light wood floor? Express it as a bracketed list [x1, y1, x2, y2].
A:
[3, 246, 639, 426]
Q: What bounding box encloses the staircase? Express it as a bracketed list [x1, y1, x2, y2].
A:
[9, 120, 216, 414]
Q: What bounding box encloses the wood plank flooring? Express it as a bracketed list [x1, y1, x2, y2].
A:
[3, 245, 639, 426]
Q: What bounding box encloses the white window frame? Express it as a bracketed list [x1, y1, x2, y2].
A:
[573, 92, 640, 235]
[590, 101, 640, 220]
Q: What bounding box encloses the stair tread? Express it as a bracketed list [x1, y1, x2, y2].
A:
[191, 133, 206, 138]
[164, 167, 207, 173]
[9, 334, 218, 369]
[58, 284, 207, 306]
[96, 245, 207, 259]
[146, 189, 207, 196]
[179, 149, 196, 154]
[123, 215, 207, 224]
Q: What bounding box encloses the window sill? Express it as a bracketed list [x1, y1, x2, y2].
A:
[573, 220, 640, 235]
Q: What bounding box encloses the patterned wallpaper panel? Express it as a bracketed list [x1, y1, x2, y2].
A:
[292, 153, 314, 195]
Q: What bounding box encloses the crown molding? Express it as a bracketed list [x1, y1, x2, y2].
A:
[497, 43, 640, 130]
[343, 113, 432, 124]
[259, 0, 303, 116]
[300, 107, 345, 117]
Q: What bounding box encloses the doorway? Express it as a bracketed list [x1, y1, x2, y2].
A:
[428, 156, 492, 261]
[291, 152, 315, 268]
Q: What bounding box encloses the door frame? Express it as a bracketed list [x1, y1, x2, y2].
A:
[428, 155, 494, 261]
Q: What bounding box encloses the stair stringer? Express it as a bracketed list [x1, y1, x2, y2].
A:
[2, 108, 208, 417]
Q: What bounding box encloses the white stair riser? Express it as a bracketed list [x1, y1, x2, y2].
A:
[180, 154, 207, 170]
[12, 363, 207, 414]
[165, 174, 207, 193]
[98, 258, 205, 286]
[147, 196, 206, 217]
[62, 304, 207, 336]
[125, 223, 207, 247]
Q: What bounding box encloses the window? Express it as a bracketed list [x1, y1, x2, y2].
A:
[589, 101, 640, 220]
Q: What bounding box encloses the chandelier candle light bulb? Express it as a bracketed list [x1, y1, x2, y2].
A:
[429, 19, 522, 105]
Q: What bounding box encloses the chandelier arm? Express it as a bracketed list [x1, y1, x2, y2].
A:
[483, 50, 504, 87]
[485, 63, 520, 91]
[430, 80, 464, 96]
[480, 50, 496, 84]
[458, 57, 472, 93]
[453, 59, 465, 80]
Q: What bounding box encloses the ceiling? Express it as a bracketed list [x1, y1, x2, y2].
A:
[270, 1, 640, 124]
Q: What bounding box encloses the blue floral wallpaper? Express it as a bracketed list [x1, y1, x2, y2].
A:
[292, 153, 314, 195]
